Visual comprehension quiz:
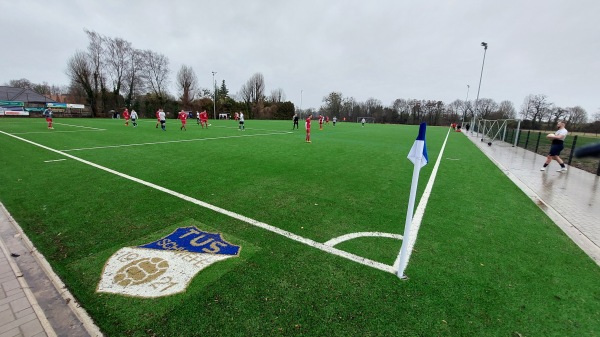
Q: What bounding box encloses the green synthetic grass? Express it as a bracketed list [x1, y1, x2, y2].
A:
[0, 118, 599, 336]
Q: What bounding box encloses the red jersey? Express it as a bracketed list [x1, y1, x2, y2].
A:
[319, 116, 323, 124]
[123, 110, 130, 119]
[200, 111, 208, 121]
[179, 112, 187, 121]
[156, 111, 160, 120]
[305, 117, 311, 130]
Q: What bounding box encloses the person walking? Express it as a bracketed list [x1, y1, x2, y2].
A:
[333, 116, 337, 127]
[131, 109, 138, 127]
[541, 121, 569, 172]
[179, 110, 187, 131]
[200, 110, 209, 128]
[361, 118, 366, 127]
[158, 109, 166, 131]
[123, 108, 130, 126]
[305, 114, 312, 143]
[293, 113, 299, 130]
[43, 107, 54, 129]
[239, 112, 245, 131]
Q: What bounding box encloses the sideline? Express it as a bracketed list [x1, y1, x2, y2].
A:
[393, 127, 451, 272]
[62, 131, 293, 152]
[0, 127, 450, 275]
[0, 130, 394, 273]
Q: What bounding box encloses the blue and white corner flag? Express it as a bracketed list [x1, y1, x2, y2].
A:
[407, 123, 429, 169]
[397, 122, 428, 279]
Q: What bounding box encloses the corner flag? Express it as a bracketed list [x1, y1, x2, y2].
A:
[397, 122, 428, 279]
[407, 123, 428, 168]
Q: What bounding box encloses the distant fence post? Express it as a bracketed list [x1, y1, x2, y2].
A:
[567, 135, 578, 165]
[524, 130, 531, 149]
[534, 132, 541, 152]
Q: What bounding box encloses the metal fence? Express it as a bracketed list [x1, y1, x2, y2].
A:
[503, 129, 600, 176]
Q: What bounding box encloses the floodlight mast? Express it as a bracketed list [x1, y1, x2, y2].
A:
[472, 42, 488, 134]
[212, 71, 217, 120]
[463, 84, 470, 123]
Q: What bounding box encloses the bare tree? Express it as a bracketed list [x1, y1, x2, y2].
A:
[392, 98, 411, 123]
[66, 50, 98, 116]
[238, 81, 252, 113]
[8, 78, 34, 89]
[123, 48, 144, 109]
[141, 50, 170, 105]
[477, 98, 498, 119]
[520, 94, 552, 128]
[84, 29, 107, 112]
[106, 36, 132, 109]
[497, 100, 516, 119]
[248, 73, 265, 104]
[269, 88, 285, 103]
[565, 106, 588, 128]
[176, 65, 198, 109]
[321, 92, 343, 118]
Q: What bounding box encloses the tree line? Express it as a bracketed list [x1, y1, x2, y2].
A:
[4, 29, 599, 130]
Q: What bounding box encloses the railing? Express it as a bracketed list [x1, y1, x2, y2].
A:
[505, 129, 600, 176]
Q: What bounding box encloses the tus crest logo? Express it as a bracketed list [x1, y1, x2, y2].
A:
[97, 226, 240, 298]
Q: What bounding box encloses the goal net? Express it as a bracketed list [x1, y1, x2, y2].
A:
[476, 119, 517, 145]
[357, 117, 375, 124]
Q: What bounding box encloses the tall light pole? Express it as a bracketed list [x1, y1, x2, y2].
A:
[212, 71, 217, 120]
[300, 89, 303, 113]
[473, 42, 488, 132]
[463, 84, 470, 122]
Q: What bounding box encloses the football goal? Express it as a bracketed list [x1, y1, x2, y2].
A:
[357, 117, 375, 124]
[476, 119, 521, 146]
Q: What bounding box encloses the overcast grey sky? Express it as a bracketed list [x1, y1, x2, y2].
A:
[2, 0, 599, 116]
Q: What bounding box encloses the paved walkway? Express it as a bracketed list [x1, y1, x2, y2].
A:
[0, 130, 598, 337]
[0, 204, 100, 337]
[464, 130, 600, 265]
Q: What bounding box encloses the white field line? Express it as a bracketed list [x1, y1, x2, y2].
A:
[0, 130, 396, 274]
[392, 128, 451, 271]
[62, 131, 293, 152]
[11, 130, 105, 135]
[44, 159, 67, 163]
[325, 232, 403, 247]
[53, 123, 105, 130]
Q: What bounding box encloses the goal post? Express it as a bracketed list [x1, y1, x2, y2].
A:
[357, 117, 375, 124]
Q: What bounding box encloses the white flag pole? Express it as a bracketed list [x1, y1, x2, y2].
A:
[396, 141, 424, 279]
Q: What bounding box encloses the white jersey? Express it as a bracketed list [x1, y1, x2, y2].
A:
[131, 110, 138, 119]
[159, 111, 166, 121]
[239, 113, 244, 122]
[555, 128, 568, 140]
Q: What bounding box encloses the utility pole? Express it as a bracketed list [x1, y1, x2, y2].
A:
[212, 71, 217, 120]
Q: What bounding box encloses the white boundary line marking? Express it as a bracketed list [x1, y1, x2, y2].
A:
[392, 128, 451, 271]
[53, 122, 105, 130]
[44, 159, 67, 163]
[0, 130, 395, 274]
[62, 131, 293, 152]
[11, 130, 105, 135]
[325, 232, 403, 247]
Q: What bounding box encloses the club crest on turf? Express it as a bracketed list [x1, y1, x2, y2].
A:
[97, 226, 240, 298]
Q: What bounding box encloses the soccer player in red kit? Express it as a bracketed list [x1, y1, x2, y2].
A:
[43, 108, 54, 129]
[179, 110, 187, 131]
[319, 114, 324, 130]
[155, 109, 161, 128]
[200, 110, 209, 129]
[123, 108, 130, 126]
[305, 115, 312, 143]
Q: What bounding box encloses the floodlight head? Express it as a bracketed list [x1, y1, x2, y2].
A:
[481, 42, 488, 49]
